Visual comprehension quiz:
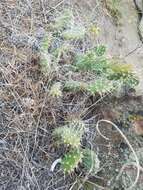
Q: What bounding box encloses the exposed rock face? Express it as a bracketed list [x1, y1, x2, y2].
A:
[97, 0, 143, 96]
[134, 0, 143, 40]
[134, 0, 143, 11]
[119, 0, 143, 96]
[75, 0, 143, 95]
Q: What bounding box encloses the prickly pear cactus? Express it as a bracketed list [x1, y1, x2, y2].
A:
[61, 149, 83, 173]
[54, 125, 84, 148]
[75, 50, 108, 73]
[53, 9, 73, 30]
[82, 148, 100, 175]
[69, 119, 85, 130]
[49, 82, 62, 98]
[107, 61, 139, 86]
[64, 80, 88, 92]
[40, 35, 51, 52]
[87, 79, 114, 95]
[62, 26, 86, 40]
[94, 45, 106, 56]
[40, 54, 52, 75]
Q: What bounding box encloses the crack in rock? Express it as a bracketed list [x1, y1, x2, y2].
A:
[134, 0, 143, 42]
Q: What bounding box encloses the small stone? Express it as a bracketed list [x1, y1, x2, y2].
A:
[131, 116, 143, 135]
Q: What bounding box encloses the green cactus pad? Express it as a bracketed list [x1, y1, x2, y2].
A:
[53, 125, 84, 148]
[49, 82, 62, 98]
[40, 54, 52, 75]
[69, 119, 85, 130]
[82, 148, 100, 175]
[107, 62, 139, 88]
[40, 35, 51, 52]
[94, 45, 106, 56]
[61, 149, 83, 173]
[87, 79, 114, 95]
[53, 9, 73, 30]
[62, 26, 86, 40]
[75, 52, 108, 73]
[64, 80, 88, 92]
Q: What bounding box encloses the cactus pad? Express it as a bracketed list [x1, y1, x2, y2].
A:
[62, 26, 86, 40]
[87, 79, 114, 95]
[49, 82, 62, 98]
[95, 45, 106, 56]
[82, 148, 100, 174]
[64, 80, 87, 92]
[75, 51, 108, 73]
[54, 125, 84, 148]
[53, 9, 73, 30]
[61, 149, 83, 173]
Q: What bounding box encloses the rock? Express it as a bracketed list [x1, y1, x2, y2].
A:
[134, 0, 143, 11]
[134, 0, 143, 41]
[139, 16, 143, 39]
[131, 115, 143, 135]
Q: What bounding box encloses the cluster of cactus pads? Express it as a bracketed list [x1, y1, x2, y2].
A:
[53, 119, 100, 174]
[39, 8, 138, 96]
[64, 45, 138, 95]
[41, 9, 138, 176]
